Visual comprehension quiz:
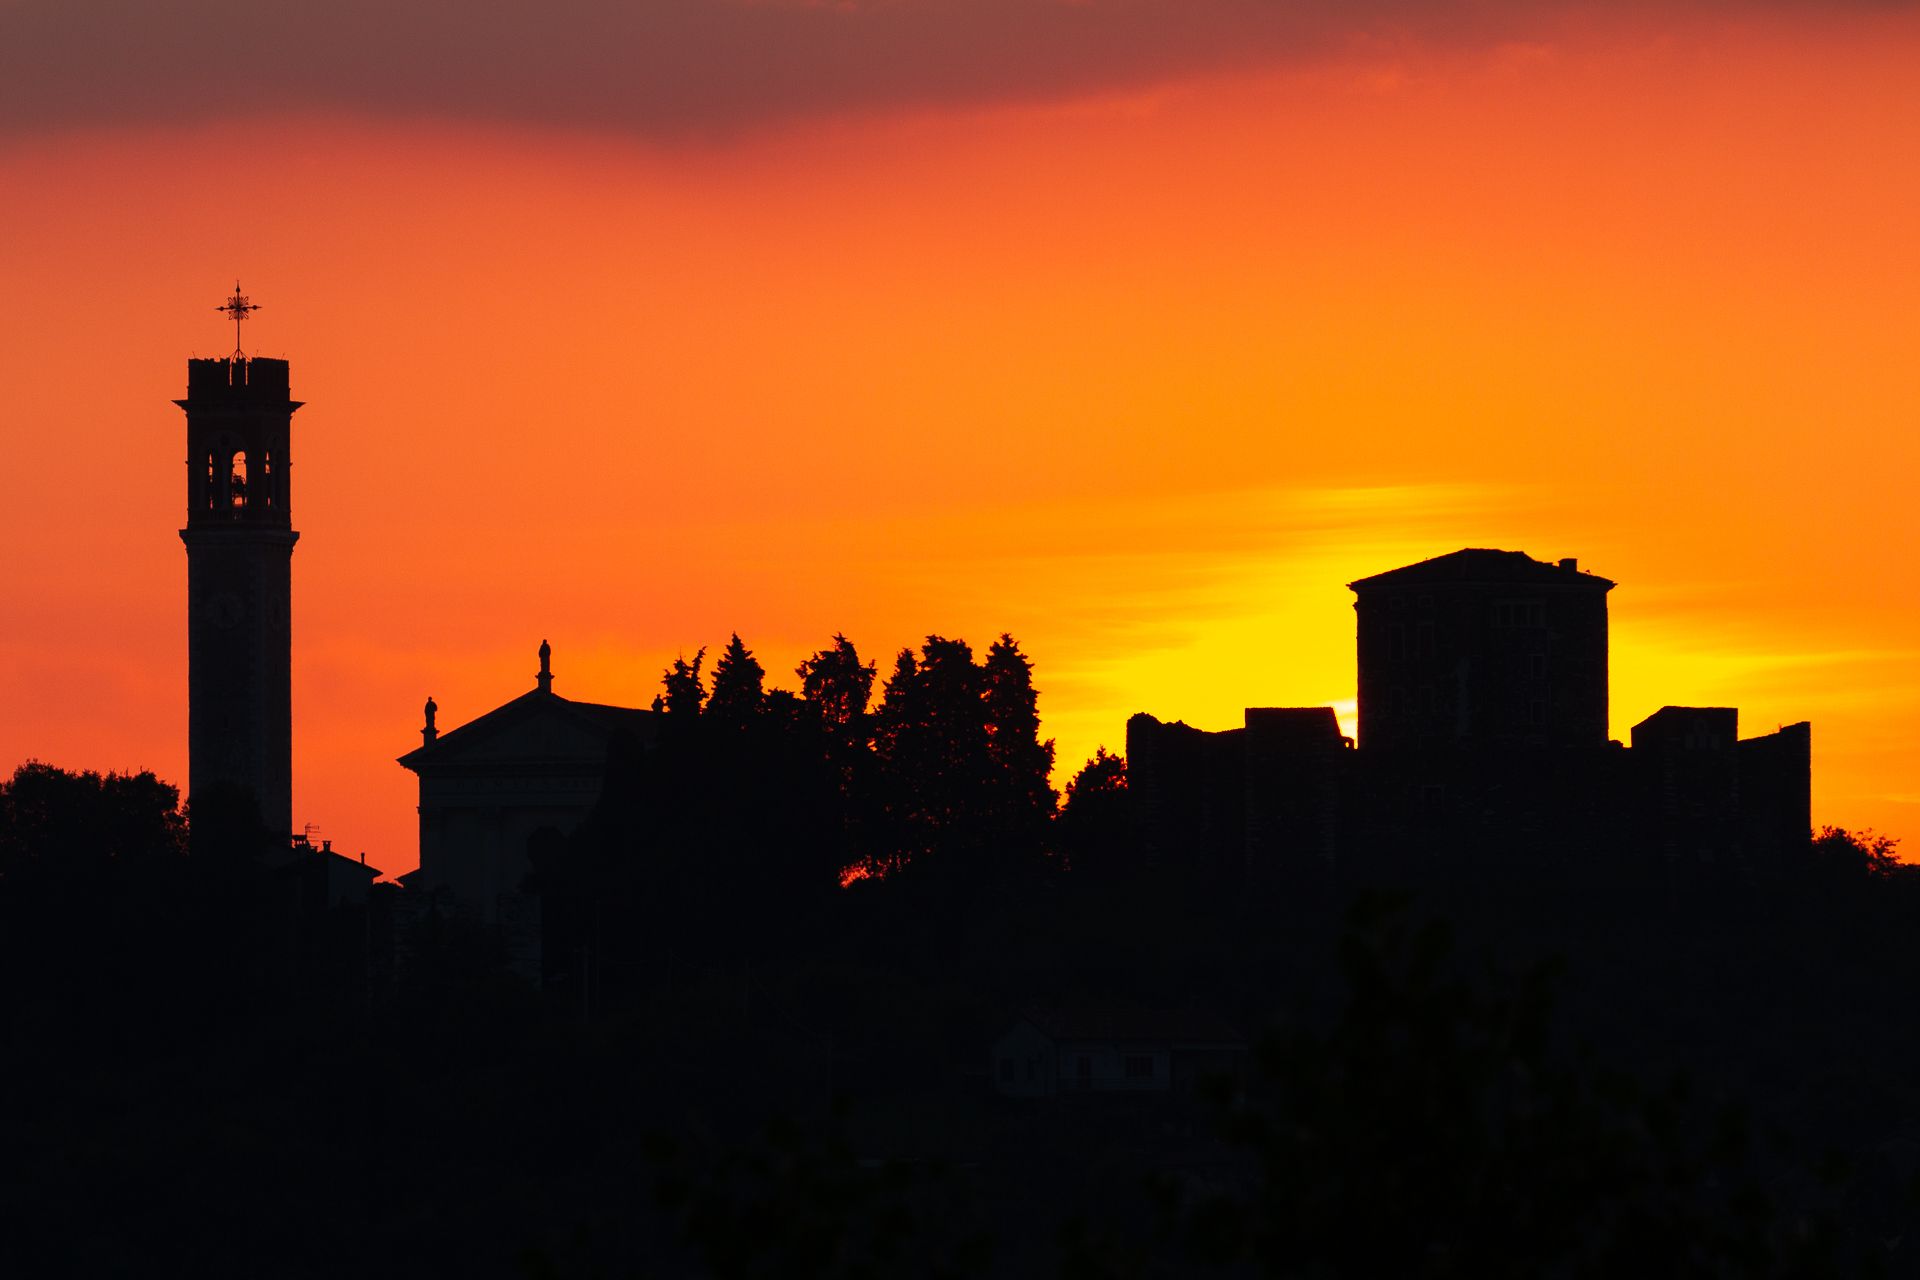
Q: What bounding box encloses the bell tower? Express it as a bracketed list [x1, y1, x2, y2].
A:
[176, 284, 300, 838]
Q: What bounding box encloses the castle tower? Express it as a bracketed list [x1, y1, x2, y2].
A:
[1348, 549, 1614, 754]
[176, 294, 300, 837]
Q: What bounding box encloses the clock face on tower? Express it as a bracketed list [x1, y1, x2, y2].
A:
[210, 591, 244, 629]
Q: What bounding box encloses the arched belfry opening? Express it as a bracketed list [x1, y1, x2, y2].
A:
[228, 450, 249, 510]
[201, 435, 264, 515]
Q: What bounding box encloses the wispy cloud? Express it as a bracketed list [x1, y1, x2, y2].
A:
[0, 1, 1884, 141]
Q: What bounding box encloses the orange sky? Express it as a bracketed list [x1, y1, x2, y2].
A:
[2, 7, 1916, 874]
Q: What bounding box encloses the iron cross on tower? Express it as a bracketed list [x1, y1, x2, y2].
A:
[216, 281, 260, 360]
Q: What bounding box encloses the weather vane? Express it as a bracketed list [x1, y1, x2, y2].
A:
[215, 281, 260, 360]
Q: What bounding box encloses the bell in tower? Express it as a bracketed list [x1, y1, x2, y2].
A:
[176, 284, 301, 840]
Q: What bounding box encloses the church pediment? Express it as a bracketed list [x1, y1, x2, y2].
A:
[398, 690, 654, 772]
[449, 712, 608, 762]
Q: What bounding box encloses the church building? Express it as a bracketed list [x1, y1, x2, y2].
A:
[396, 642, 657, 921]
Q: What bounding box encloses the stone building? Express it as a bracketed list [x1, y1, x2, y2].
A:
[1129, 549, 1812, 876]
[1349, 549, 1613, 754]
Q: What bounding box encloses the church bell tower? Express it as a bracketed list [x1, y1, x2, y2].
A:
[177, 284, 300, 837]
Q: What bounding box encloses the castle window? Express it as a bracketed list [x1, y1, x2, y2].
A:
[1416, 621, 1436, 659]
[259, 452, 273, 509]
[1388, 623, 1407, 660]
[1494, 599, 1547, 629]
[1124, 1055, 1153, 1080]
[1529, 698, 1547, 725]
[1527, 653, 1548, 679]
[205, 451, 219, 510]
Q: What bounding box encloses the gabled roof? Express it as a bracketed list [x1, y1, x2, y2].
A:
[266, 838, 382, 880]
[1017, 1004, 1244, 1045]
[1348, 548, 1614, 592]
[1244, 706, 1346, 746]
[397, 687, 656, 771]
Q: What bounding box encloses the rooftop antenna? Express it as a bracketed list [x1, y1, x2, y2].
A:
[215, 280, 260, 361]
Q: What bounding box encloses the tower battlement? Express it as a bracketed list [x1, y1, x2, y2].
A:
[186, 356, 292, 399]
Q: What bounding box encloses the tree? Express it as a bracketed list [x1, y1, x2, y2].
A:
[0, 761, 186, 888]
[1810, 825, 1902, 880]
[871, 647, 921, 772]
[1058, 747, 1128, 875]
[0, 764, 283, 1045]
[1122, 897, 1880, 1277]
[661, 648, 708, 722]
[874, 637, 986, 840]
[864, 635, 1060, 880]
[797, 635, 879, 860]
[1062, 747, 1126, 809]
[706, 633, 766, 729]
[981, 633, 1056, 828]
[796, 633, 876, 744]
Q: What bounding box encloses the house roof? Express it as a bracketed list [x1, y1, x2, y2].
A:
[267, 838, 382, 880]
[1244, 706, 1346, 747]
[396, 686, 656, 771]
[1018, 1004, 1245, 1045]
[1347, 548, 1614, 592]
[305, 840, 382, 879]
[1636, 705, 1738, 726]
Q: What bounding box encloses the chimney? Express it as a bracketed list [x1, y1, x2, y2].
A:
[1558, 557, 1577, 571]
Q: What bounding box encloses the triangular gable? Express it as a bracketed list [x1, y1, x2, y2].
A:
[398, 690, 653, 771]
[1348, 548, 1614, 592]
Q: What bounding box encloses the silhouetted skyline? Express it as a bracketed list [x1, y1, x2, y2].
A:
[1, 296, 1913, 1273]
[5, 5, 1916, 874]
[5, 7, 1919, 1267]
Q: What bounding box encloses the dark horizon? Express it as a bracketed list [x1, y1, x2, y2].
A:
[6, 10, 1920, 1264]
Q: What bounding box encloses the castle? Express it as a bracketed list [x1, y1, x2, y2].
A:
[1127, 548, 1811, 883]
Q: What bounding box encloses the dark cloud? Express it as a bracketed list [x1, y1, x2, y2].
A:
[0, 0, 1881, 141]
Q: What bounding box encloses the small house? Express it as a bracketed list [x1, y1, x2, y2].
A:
[992, 1006, 1247, 1099]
